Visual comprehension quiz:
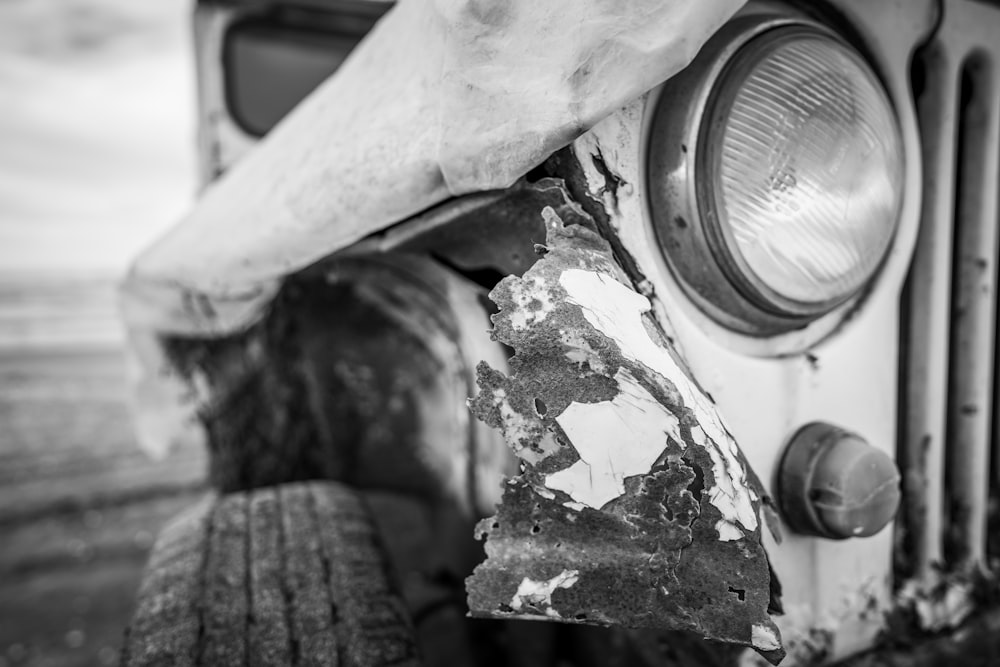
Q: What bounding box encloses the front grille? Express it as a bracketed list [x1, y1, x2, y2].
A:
[898, 0, 1000, 616]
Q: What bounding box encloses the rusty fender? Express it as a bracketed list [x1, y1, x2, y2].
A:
[465, 194, 785, 664]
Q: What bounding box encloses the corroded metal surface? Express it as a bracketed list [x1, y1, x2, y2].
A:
[466, 205, 783, 663]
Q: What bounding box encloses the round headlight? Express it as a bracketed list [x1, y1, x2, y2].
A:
[702, 29, 903, 314]
[648, 20, 905, 333]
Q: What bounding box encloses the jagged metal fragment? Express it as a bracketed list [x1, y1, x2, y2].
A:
[466, 205, 784, 664]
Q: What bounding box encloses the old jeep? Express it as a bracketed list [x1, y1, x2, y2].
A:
[120, 0, 1000, 665]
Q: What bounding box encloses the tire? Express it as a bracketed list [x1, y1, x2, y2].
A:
[121, 481, 421, 667]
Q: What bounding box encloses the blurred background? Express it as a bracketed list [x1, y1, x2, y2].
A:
[0, 1, 208, 665]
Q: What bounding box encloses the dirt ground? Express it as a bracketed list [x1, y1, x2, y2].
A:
[0, 346, 207, 667]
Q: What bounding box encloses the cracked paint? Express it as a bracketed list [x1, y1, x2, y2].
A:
[466, 199, 783, 664]
[559, 269, 758, 534]
[547, 368, 682, 509]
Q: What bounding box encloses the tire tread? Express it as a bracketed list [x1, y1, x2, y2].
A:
[123, 482, 420, 667]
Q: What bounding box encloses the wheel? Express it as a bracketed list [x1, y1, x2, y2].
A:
[121, 481, 421, 667]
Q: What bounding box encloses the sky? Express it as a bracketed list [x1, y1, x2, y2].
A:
[0, 0, 197, 277]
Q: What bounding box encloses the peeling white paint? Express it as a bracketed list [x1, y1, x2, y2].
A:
[559, 328, 607, 374]
[715, 520, 745, 542]
[559, 269, 758, 534]
[691, 422, 757, 536]
[495, 390, 542, 460]
[506, 274, 556, 330]
[751, 623, 781, 651]
[546, 368, 681, 509]
[510, 569, 580, 617]
[533, 485, 556, 500]
[487, 387, 555, 465]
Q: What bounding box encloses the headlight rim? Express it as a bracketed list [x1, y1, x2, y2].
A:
[647, 15, 905, 336]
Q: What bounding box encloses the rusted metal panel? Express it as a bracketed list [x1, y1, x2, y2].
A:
[466, 202, 783, 663]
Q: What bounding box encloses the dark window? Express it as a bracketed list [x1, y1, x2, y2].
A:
[223, 6, 386, 136]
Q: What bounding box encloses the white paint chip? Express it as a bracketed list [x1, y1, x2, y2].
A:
[489, 387, 556, 465]
[558, 269, 758, 535]
[533, 485, 556, 500]
[715, 519, 744, 542]
[560, 328, 607, 374]
[751, 623, 781, 651]
[546, 368, 681, 509]
[510, 569, 580, 618]
[506, 274, 555, 330]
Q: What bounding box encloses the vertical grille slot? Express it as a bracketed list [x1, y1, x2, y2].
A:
[899, 39, 960, 584]
[900, 0, 1000, 597]
[944, 52, 999, 569]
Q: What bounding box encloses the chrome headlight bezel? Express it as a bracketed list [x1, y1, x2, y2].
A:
[646, 15, 905, 336]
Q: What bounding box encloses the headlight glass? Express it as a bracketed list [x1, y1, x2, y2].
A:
[701, 30, 904, 312]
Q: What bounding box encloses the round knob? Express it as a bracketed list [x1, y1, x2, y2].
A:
[778, 422, 901, 539]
